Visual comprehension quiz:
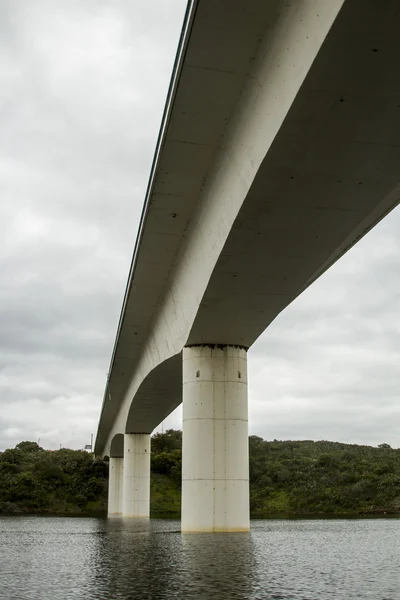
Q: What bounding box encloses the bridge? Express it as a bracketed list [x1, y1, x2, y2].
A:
[95, 0, 400, 531]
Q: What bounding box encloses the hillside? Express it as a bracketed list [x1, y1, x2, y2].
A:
[248, 436, 400, 516]
[1, 432, 399, 516]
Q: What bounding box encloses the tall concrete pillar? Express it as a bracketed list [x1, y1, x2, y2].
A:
[122, 433, 151, 518]
[108, 457, 123, 516]
[182, 345, 249, 532]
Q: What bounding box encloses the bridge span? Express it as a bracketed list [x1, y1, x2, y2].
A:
[95, 0, 400, 531]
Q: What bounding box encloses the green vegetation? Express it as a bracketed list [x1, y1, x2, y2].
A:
[248, 436, 400, 516]
[150, 429, 182, 517]
[1, 431, 399, 516]
[0, 442, 108, 514]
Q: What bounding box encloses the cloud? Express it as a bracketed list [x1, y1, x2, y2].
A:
[248, 208, 400, 447]
[0, 0, 399, 452]
[0, 0, 187, 450]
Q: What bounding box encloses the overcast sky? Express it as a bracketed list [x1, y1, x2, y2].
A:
[1, 0, 399, 452]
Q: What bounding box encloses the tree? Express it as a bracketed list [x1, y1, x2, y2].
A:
[151, 429, 182, 454]
[0, 448, 24, 465]
[16, 441, 42, 453]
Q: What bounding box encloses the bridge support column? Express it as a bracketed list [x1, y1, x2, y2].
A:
[182, 345, 249, 532]
[108, 457, 123, 516]
[122, 433, 151, 518]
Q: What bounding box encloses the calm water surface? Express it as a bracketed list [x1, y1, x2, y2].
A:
[0, 516, 399, 599]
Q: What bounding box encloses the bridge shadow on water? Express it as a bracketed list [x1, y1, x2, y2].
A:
[92, 518, 256, 599]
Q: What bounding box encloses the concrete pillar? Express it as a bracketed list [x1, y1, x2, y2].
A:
[108, 457, 123, 516]
[122, 433, 151, 518]
[182, 344, 249, 532]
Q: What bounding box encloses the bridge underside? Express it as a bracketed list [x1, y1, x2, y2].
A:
[118, 0, 400, 438]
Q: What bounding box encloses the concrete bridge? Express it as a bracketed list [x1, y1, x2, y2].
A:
[95, 0, 400, 531]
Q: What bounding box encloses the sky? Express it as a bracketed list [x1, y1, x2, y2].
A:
[0, 0, 399, 452]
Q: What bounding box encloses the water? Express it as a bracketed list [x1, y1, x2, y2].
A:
[0, 517, 399, 600]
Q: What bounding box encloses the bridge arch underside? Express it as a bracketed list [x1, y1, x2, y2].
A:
[109, 433, 124, 458]
[125, 354, 182, 434]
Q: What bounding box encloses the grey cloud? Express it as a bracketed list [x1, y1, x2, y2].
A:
[0, 0, 187, 450]
[249, 207, 400, 447]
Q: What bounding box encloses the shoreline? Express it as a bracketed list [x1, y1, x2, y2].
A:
[1, 510, 399, 519]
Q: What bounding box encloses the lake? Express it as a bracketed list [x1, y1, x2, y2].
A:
[0, 516, 399, 599]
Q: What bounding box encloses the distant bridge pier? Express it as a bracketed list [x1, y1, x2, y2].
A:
[107, 457, 123, 516]
[182, 345, 249, 532]
[122, 433, 151, 518]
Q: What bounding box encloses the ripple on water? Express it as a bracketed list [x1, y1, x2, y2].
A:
[0, 516, 399, 599]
